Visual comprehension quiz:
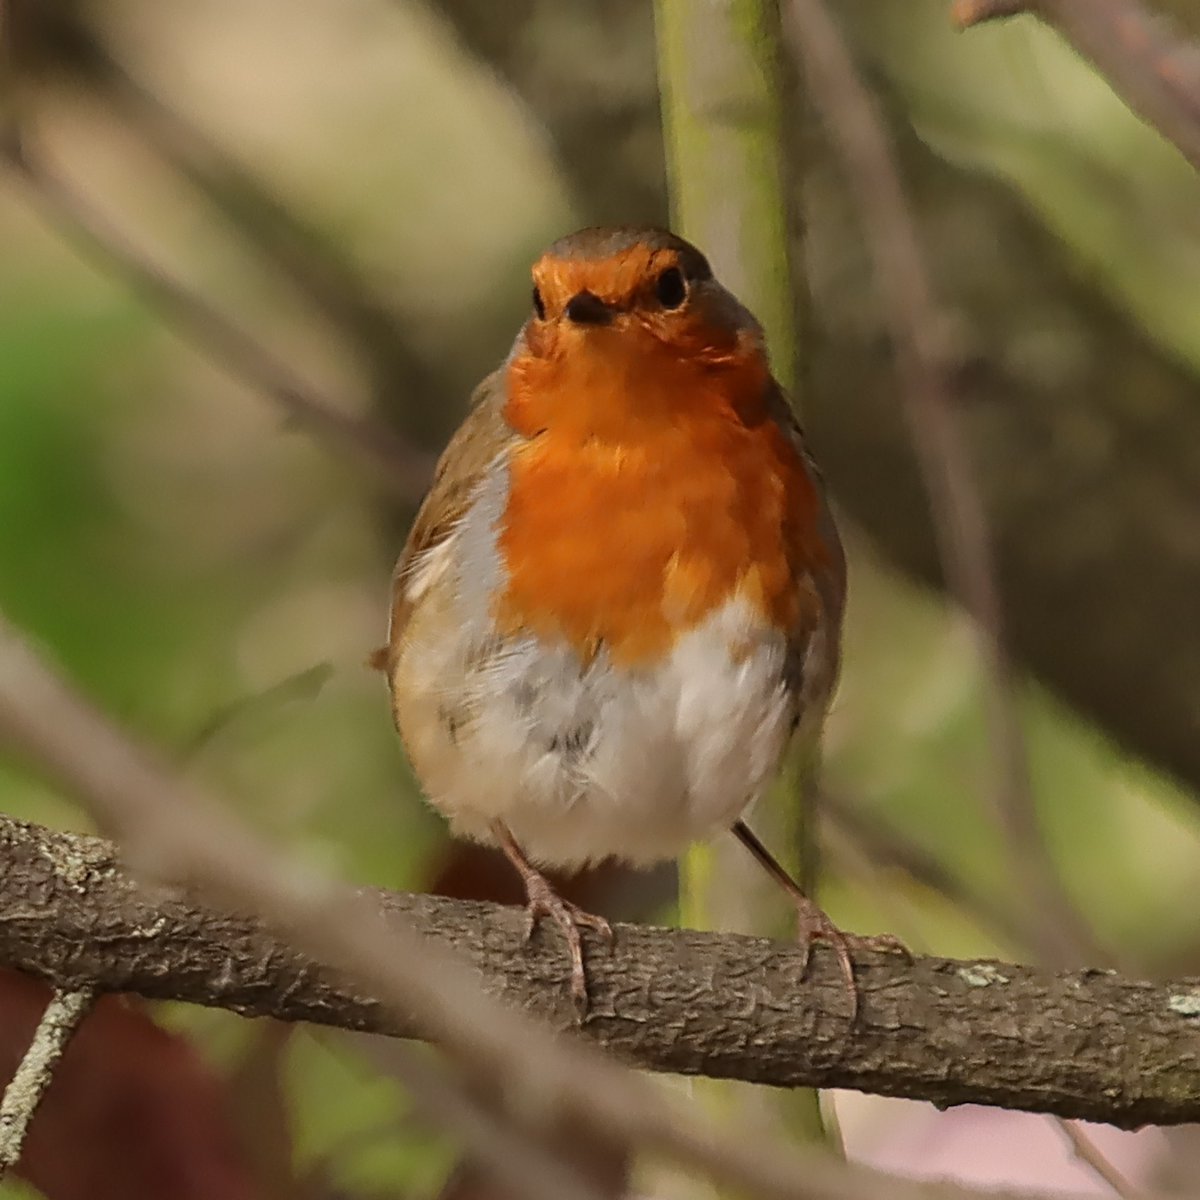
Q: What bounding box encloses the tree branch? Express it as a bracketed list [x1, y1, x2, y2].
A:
[0, 611, 1194, 1200]
[1056, 1119, 1144, 1199]
[0, 812, 1197, 1129]
[952, 0, 1200, 174]
[0, 985, 94, 1177]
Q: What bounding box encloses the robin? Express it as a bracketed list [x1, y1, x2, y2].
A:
[381, 226, 904, 1014]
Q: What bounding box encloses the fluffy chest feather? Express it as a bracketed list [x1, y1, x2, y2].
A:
[496, 341, 831, 665]
[387, 344, 842, 868]
[392, 532, 803, 866]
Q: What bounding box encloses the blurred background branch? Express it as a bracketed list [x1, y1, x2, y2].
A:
[4, 138, 434, 502]
[1, 0, 435, 503]
[785, 0, 1097, 969]
[953, 0, 1200, 172]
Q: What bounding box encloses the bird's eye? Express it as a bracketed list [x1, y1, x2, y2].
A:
[654, 266, 687, 309]
[532, 286, 546, 320]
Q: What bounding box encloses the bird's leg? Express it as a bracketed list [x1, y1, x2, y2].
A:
[492, 821, 614, 1014]
[731, 819, 909, 1021]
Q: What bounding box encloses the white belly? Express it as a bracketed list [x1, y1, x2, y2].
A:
[391, 549, 797, 869]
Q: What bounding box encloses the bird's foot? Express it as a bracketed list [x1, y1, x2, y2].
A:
[793, 896, 910, 1023]
[521, 871, 614, 1016]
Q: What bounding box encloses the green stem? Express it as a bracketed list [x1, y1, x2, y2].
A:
[656, 0, 799, 392]
[654, 0, 833, 1159]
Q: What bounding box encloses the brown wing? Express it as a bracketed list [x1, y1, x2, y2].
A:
[377, 370, 515, 667]
[765, 383, 846, 625]
[763, 383, 847, 729]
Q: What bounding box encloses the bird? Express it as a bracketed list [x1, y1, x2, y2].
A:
[380, 226, 905, 1015]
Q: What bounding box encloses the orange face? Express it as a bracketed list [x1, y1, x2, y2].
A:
[522, 235, 751, 371]
[495, 228, 831, 666]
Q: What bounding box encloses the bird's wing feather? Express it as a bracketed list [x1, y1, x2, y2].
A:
[762, 383, 847, 727]
[384, 370, 516, 657]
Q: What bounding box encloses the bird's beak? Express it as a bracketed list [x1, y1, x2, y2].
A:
[564, 290, 614, 327]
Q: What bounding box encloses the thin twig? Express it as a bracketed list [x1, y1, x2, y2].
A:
[783, 0, 1099, 969]
[952, 0, 1200, 175]
[1056, 1118, 1144, 1200]
[0, 986, 95, 1178]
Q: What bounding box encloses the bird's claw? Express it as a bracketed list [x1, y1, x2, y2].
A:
[522, 874, 613, 1016]
[793, 898, 910, 1024]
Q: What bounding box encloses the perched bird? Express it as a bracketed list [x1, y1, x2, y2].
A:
[381, 226, 903, 1013]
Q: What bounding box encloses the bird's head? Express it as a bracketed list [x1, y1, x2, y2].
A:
[516, 227, 766, 371]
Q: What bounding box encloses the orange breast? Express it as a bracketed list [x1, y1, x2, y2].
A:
[495, 335, 832, 667]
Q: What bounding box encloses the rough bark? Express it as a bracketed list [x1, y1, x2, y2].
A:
[1, 814, 1198, 1129]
